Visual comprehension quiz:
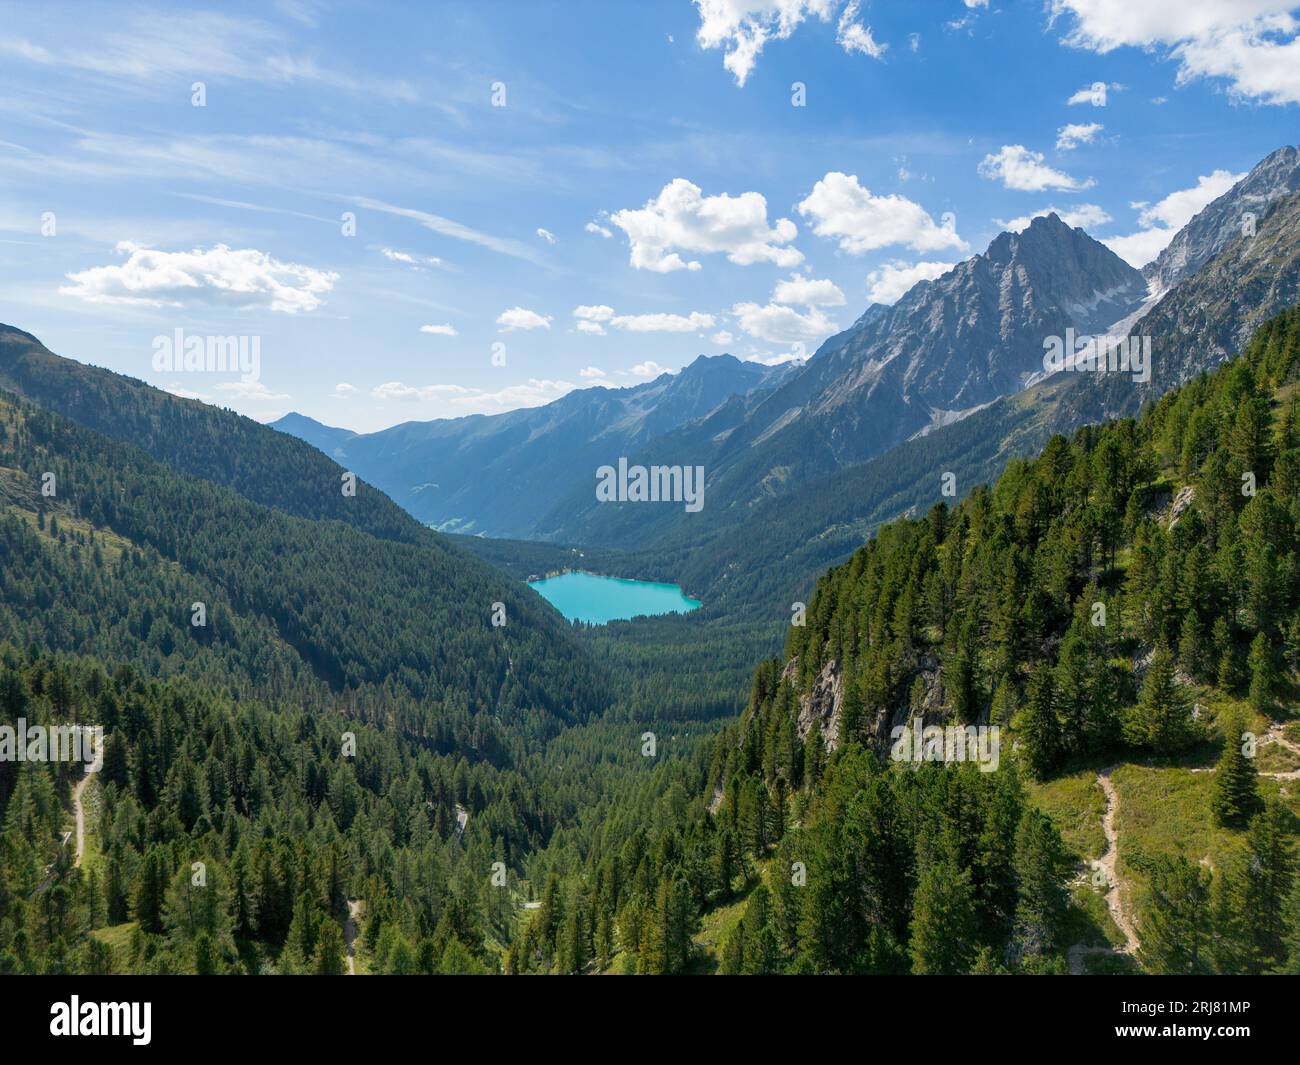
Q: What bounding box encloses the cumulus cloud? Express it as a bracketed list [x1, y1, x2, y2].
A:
[693, 1, 884, 87]
[419, 323, 458, 336]
[60, 241, 338, 312]
[978, 145, 1095, 192]
[611, 178, 802, 272]
[1102, 168, 1245, 267]
[585, 221, 613, 238]
[797, 172, 966, 255]
[772, 274, 846, 306]
[865, 260, 956, 305]
[333, 382, 356, 396]
[579, 366, 606, 378]
[1000, 203, 1113, 232]
[629, 360, 670, 378]
[1051, 1, 1300, 106]
[732, 300, 835, 344]
[496, 306, 552, 331]
[1056, 122, 1103, 150]
[536, 227, 557, 244]
[711, 330, 735, 345]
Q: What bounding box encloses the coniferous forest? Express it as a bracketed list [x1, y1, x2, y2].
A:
[3, 307, 1298, 978]
[3, 10, 1300, 1025]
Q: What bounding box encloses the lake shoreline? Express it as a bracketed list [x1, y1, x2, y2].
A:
[526, 569, 702, 625]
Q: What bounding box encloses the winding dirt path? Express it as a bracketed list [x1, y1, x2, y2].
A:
[1067, 767, 1139, 974]
[72, 771, 90, 868]
[344, 899, 361, 975]
[1095, 768, 1139, 954]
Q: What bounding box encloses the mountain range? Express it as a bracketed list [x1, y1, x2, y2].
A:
[276, 145, 1300, 621]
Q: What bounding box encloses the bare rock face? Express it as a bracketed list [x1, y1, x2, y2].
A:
[1144, 145, 1300, 296]
[873, 653, 945, 750]
[793, 659, 843, 750]
[1167, 485, 1196, 528]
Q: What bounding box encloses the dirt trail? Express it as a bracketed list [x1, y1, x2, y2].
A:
[72, 772, 90, 867]
[1095, 768, 1140, 954]
[1262, 723, 1300, 780]
[345, 899, 361, 975]
[1067, 767, 1139, 974]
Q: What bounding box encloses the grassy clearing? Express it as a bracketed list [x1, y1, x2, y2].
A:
[1028, 769, 1107, 862]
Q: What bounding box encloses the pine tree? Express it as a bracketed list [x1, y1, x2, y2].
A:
[1247, 632, 1277, 713]
[1125, 646, 1197, 754]
[1012, 810, 1069, 963]
[1138, 854, 1210, 974]
[312, 920, 347, 975]
[1017, 667, 1059, 778]
[1210, 714, 1260, 828]
[909, 855, 976, 975]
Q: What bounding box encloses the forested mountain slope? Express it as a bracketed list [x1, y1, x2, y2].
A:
[0, 369, 631, 975]
[0, 325, 426, 547]
[509, 309, 1300, 975]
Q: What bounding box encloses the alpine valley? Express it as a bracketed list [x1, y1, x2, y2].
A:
[2, 12, 1300, 983]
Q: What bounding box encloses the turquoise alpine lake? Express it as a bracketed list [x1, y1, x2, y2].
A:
[527, 571, 701, 624]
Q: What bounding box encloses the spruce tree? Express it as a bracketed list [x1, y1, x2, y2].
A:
[1210, 714, 1260, 828]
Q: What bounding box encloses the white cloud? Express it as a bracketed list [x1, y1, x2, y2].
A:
[354, 196, 542, 264]
[333, 382, 356, 395]
[613, 311, 715, 332]
[419, 323, 458, 336]
[797, 172, 966, 255]
[1056, 122, 1103, 150]
[732, 300, 835, 343]
[536, 227, 557, 244]
[572, 305, 715, 333]
[836, 2, 887, 57]
[370, 378, 576, 413]
[1101, 228, 1180, 269]
[579, 366, 606, 378]
[60, 241, 338, 312]
[628, 360, 670, 378]
[215, 380, 290, 402]
[380, 247, 448, 271]
[694, 1, 882, 87]
[978, 145, 1095, 192]
[1136, 168, 1245, 229]
[1066, 81, 1118, 105]
[611, 178, 802, 272]
[371, 381, 478, 401]
[712, 330, 735, 345]
[449, 379, 576, 412]
[865, 260, 955, 305]
[585, 221, 613, 238]
[1102, 168, 1245, 267]
[1052, 1, 1300, 105]
[772, 274, 846, 306]
[496, 306, 552, 331]
[164, 383, 209, 401]
[1000, 204, 1113, 232]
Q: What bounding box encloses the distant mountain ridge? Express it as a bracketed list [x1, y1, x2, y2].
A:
[273, 353, 795, 537]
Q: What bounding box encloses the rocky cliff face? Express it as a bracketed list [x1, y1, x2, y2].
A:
[1144, 145, 1299, 296]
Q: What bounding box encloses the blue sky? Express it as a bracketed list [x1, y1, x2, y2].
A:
[1, 0, 1298, 432]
